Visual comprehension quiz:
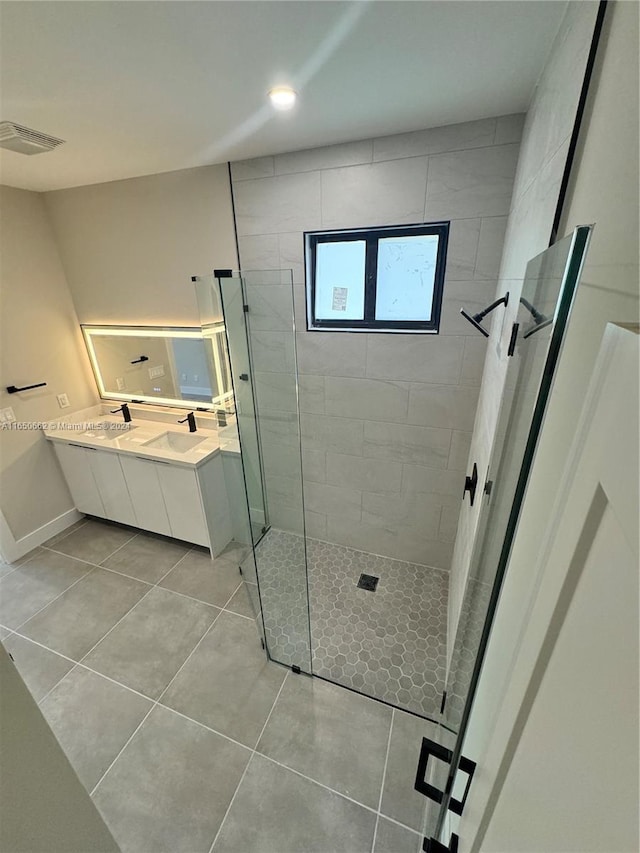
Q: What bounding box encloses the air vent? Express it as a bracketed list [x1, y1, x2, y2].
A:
[0, 121, 65, 155]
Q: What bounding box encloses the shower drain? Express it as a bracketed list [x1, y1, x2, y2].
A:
[357, 573, 379, 591]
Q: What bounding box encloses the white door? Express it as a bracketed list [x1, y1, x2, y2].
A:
[53, 443, 105, 518]
[119, 456, 171, 537]
[89, 451, 136, 527]
[461, 324, 639, 852]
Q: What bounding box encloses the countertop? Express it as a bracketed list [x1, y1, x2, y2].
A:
[43, 404, 240, 468]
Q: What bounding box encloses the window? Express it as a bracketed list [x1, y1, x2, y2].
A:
[305, 222, 449, 332]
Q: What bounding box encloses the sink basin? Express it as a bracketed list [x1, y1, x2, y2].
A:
[82, 424, 137, 441]
[142, 431, 206, 453]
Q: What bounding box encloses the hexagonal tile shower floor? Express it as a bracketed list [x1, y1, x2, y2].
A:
[254, 529, 448, 719]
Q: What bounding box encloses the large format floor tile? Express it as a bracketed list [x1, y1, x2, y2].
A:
[49, 519, 135, 564]
[162, 610, 286, 746]
[2, 634, 75, 701]
[374, 817, 421, 853]
[212, 754, 377, 853]
[83, 587, 218, 699]
[159, 550, 242, 607]
[20, 568, 148, 660]
[93, 704, 250, 853]
[101, 533, 191, 583]
[0, 550, 92, 630]
[40, 667, 152, 791]
[256, 674, 392, 809]
[380, 710, 439, 831]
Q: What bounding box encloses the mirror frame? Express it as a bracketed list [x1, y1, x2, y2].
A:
[81, 324, 233, 411]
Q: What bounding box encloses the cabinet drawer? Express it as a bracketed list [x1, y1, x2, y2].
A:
[119, 456, 172, 537]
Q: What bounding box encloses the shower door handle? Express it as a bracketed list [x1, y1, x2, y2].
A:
[463, 462, 478, 506]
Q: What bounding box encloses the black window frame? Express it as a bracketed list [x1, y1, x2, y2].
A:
[304, 221, 450, 333]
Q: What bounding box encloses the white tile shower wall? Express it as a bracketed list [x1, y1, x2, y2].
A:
[230, 115, 523, 569]
[446, 1, 601, 657]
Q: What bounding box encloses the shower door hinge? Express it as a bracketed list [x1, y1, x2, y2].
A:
[292, 664, 301, 675]
[439, 691, 447, 714]
[507, 322, 519, 357]
[423, 834, 459, 853]
[414, 737, 476, 817]
[243, 304, 249, 313]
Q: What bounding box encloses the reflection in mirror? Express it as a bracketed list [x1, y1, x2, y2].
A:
[82, 325, 233, 410]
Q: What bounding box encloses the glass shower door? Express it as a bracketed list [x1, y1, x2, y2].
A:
[198, 269, 312, 674]
[419, 226, 592, 846]
[238, 269, 312, 673]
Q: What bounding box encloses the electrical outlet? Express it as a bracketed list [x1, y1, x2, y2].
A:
[57, 393, 70, 409]
[2, 407, 16, 422]
[148, 365, 165, 379]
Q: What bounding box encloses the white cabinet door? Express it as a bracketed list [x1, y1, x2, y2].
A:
[89, 452, 136, 527]
[119, 456, 171, 537]
[53, 443, 105, 517]
[157, 465, 208, 547]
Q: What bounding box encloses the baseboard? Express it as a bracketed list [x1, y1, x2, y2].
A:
[0, 508, 83, 563]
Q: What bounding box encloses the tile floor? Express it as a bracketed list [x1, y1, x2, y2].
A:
[251, 529, 448, 718]
[1, 517, 436, 853]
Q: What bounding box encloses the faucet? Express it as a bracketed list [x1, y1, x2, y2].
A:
[110, 403, 132, 423]
[178, 411, 197, 433]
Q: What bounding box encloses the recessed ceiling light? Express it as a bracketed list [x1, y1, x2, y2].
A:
[268, 86, 297, 111]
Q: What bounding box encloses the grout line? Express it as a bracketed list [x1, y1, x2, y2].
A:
[91, 606, 227, 799]
[208, 670, 290, 853]
[76, 586, 157, 666]
[154, 608, 225, 706]
[156, 703, 254, 754]
[13, 565, 98, 633]
[207, 753, 256, 853]
[36, 662, 81, 706]
[90, 702, 156, 797]
[76, 552, 187, 669]
[252, 669, 289, 750]
[371, 707, 395, 852]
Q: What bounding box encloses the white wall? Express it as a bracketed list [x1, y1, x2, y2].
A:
[0, 186, 98, 546]
[447, 1, 601, 654]
[230, 115, 523, 567]
[45, 164, 238, 326]
[456, 2, 639, 849]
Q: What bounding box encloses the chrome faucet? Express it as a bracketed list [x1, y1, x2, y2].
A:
[110, 403, 131, 423]
[178, 411, 197, 433]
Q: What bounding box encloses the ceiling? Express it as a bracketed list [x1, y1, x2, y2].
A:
[0, 1, 567, 192]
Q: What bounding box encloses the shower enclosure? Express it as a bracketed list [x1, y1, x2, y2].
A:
[193, 267, 448, 719]
[192, 224, 591, 848]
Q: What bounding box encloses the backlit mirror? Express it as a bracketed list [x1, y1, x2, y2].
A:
[82, 325, 233, 410]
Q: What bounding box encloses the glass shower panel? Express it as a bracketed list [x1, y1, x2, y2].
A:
[421, 226, 592, 845]
[229, 269, 312, 674]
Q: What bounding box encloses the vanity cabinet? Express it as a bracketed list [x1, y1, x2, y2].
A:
[52, 440, 231, 555]
[54, 442, 136, 525]
[53, 442, 106, 518]
[117, 456, 172, 537]
[156, 464, 209, 547]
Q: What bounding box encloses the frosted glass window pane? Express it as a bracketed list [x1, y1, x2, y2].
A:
[315, 241, 366, 321]
[375, 235, 439, 321]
